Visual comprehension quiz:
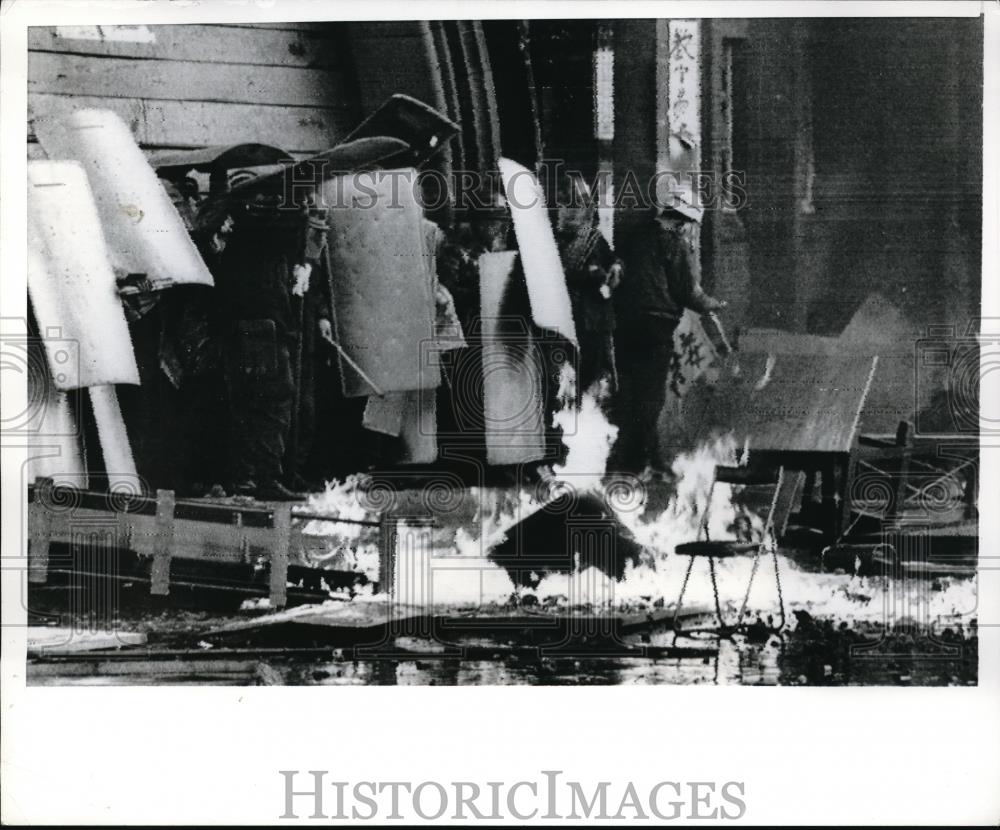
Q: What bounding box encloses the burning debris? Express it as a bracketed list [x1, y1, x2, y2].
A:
[296, 380, 758, 605]
[487, 489, 647, 588]
[290, 381, 977, 641]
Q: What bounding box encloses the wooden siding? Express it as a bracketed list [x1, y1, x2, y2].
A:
[27, 23, 359, 156]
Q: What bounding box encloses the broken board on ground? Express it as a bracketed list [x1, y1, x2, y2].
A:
[26, 627, 147, 655]
[204, 600, 427, 648]
[202, 602, 717, 657]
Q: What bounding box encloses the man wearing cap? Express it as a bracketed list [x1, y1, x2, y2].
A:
[212, 186, 310, 501]
[612, 193, 725, 473]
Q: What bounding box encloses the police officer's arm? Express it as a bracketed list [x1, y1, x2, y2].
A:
[313, 259, 334, 342]
[313, 248, 335, 344]
[303, 210, 335, 342]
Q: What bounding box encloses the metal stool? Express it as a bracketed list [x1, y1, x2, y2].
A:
[672, 464, 803, 637]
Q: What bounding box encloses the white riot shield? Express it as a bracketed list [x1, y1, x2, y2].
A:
[28, 160, 140, 390]
[35, 108, 214, 288]
[497, 157, 578, 346]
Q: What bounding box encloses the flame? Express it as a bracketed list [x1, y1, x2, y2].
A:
[291, 378, 977, 629]
[297, 475, 381, 581]
[552, 377, 618, 493]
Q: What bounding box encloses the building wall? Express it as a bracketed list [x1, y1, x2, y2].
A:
[609, 17, 983, 431]
[731, 17, 983, 337]
[701, 19, 752, 334]
[799, 17, 982, 334]
[347, 20, 501, 223]
[612, 19, 658, 241]
[27, 20, 505, 224]
[711, 17, 984, 430]
[27, 23, 361, 157]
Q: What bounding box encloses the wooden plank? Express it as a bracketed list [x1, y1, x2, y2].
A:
[222, 22, 347, 33]
[27, 627, 146, 654]
[350, 31, 434, 115]
[27, 659, 263, 680]
[29, 94, 353, 153]
[150, 489, 175, 596]
[29, 24, 345, 68]
[206, 601, 425, 637]
[38, 505, 272, 566]
[349, 22, 426, 39]
[28, 478, 53, 584]
[772, 470, 807, 538]
[154, 518, 269, 565]
[28, 52, 349, 107]
[499, 158, 577, 344]
[88, 386, 139, 487]
[270, 506, 292, 609]
[379, 517, 398, 596]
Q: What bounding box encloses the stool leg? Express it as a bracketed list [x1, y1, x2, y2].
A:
[672, 556, 696, 636]
[708, 557, 728, 631]
[737, 543, 763, 630]
[771, 543, 786, 631]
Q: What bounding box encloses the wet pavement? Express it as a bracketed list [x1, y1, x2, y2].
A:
[26, 570, 978, 686]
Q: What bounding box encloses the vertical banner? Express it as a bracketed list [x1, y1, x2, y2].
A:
[658, 19, 709, 420]
[594, 45, 615, 143]
[593, 24, 616, 248]
[656, 19, 702, 191]
[667, 19, 701, 161]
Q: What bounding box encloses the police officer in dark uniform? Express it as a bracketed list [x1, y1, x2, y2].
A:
[285, 197, 334, 490]
[214, 188, 311, 501]
[613, 194, 725, 473]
